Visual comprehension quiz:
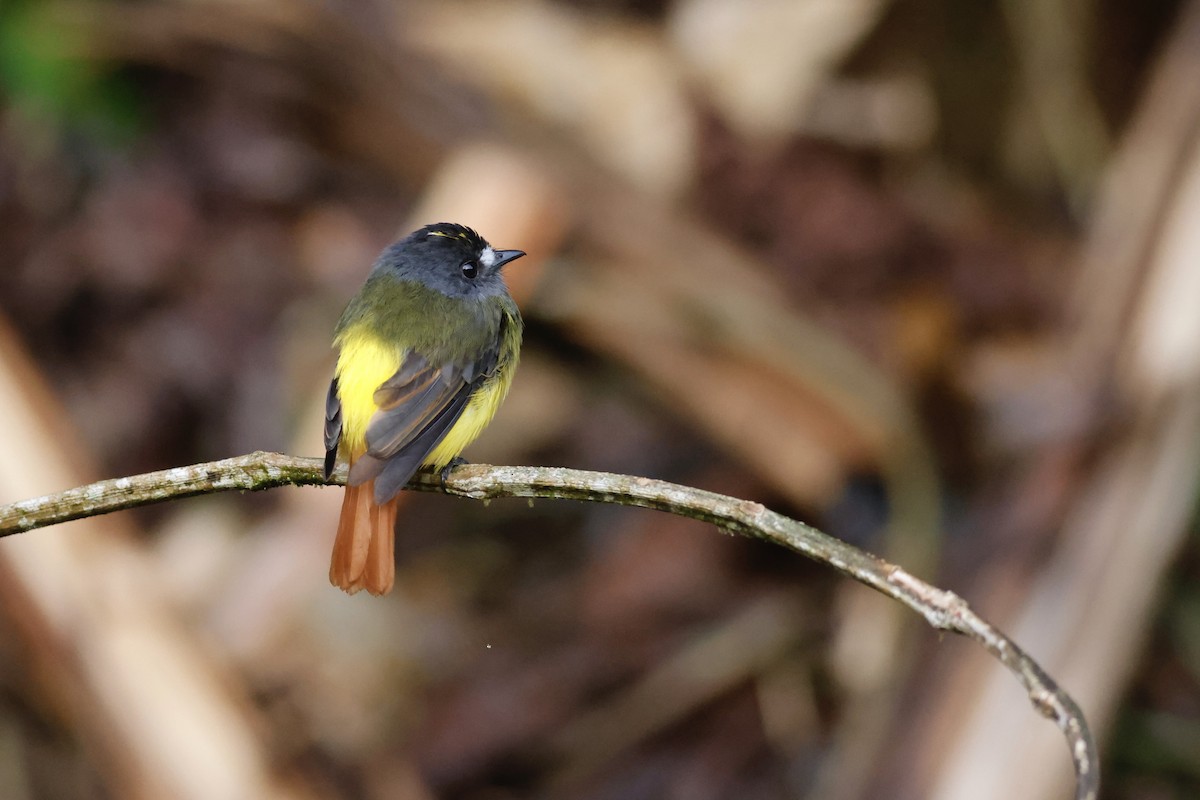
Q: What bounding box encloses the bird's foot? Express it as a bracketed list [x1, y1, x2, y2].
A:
[439, 457, 470, 489]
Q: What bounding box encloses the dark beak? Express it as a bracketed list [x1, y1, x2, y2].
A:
[493, 249, 526, 270]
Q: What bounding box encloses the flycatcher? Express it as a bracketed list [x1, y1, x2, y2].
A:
[324, 222, 524, 595]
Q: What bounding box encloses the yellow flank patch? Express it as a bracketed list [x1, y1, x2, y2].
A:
[424, 373, 511, 469]
[334, 327, 403, 454]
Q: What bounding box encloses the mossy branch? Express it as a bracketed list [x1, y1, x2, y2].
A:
[0, 451, 1099, 800]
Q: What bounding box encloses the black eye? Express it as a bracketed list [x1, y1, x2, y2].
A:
[461, 260, 479, 279]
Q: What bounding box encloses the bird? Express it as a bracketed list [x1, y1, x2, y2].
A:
[323, 222, 524, 595]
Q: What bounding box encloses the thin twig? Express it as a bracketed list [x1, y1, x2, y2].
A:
[0, 451, 1099, 799]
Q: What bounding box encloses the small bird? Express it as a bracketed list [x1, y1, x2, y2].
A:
[324, 223, 524, 595]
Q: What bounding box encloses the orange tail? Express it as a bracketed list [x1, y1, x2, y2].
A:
[330, 481, 397, 595]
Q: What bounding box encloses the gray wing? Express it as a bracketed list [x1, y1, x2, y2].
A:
[349, 342, 501, 503]
[323, 377, 343, 481]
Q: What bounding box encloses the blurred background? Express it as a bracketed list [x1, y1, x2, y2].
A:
[1, 0, 1199, 798]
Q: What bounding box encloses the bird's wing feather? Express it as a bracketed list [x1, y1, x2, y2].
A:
[348, 334, 502, 503]
[323, 377, 343, 480]
[364, 352, 470, 459]
[367, 387, 476, 501]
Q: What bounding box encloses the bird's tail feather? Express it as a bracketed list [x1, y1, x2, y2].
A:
[330, 481, 397, 595]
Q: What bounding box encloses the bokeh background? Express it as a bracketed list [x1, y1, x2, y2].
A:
[2, 1, 1199, 798]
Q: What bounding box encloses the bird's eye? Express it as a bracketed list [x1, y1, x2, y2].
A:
[461, 260, 479, 279]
